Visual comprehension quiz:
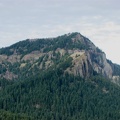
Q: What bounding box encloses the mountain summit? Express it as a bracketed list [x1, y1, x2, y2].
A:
[0, 32, 119, 83]
[1, 32, 120, 120]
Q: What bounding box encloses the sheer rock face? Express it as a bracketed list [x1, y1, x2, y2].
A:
[69, 49, 113, 79]
[68, 50, 92, 78]
[88, 51, 113, 79]
[66, 33, 113, 79]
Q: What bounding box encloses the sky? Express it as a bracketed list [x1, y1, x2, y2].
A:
[0, 0, 120, 64]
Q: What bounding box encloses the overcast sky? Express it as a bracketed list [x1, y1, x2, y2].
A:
[0, 0, 120, 64]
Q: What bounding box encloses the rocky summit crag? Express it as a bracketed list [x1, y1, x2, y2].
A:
[0, 32, 120, 84]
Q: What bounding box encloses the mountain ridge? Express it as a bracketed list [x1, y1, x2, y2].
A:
[0, 32, 119, 84]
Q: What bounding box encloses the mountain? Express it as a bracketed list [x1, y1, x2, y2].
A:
[0, 32, 120, 120]
[0, 32, 119, 83]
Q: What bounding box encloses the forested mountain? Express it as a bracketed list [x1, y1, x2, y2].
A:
[0, 32, 120, 120]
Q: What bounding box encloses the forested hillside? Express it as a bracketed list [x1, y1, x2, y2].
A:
[0, 32, 120, 120]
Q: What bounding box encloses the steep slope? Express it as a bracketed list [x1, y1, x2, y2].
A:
[1, 67, 120, 120]
[0, 32, 120, 120]
[0, 32, 119, 83]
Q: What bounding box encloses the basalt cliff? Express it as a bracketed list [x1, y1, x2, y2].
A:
[0, 32, 120, 84]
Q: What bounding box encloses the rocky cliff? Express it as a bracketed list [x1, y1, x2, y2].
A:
[0, 32, 119, 84]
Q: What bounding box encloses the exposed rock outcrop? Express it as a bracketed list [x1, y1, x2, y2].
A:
[0, 32, 119, 85]
[68, 49, 113, 79]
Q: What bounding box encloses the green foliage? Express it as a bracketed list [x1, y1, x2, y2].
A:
[0, 110, 33, 120]
[1, 65, 120, 119]
[0, 33, 89, 56]
[0, 64, 7, 74]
